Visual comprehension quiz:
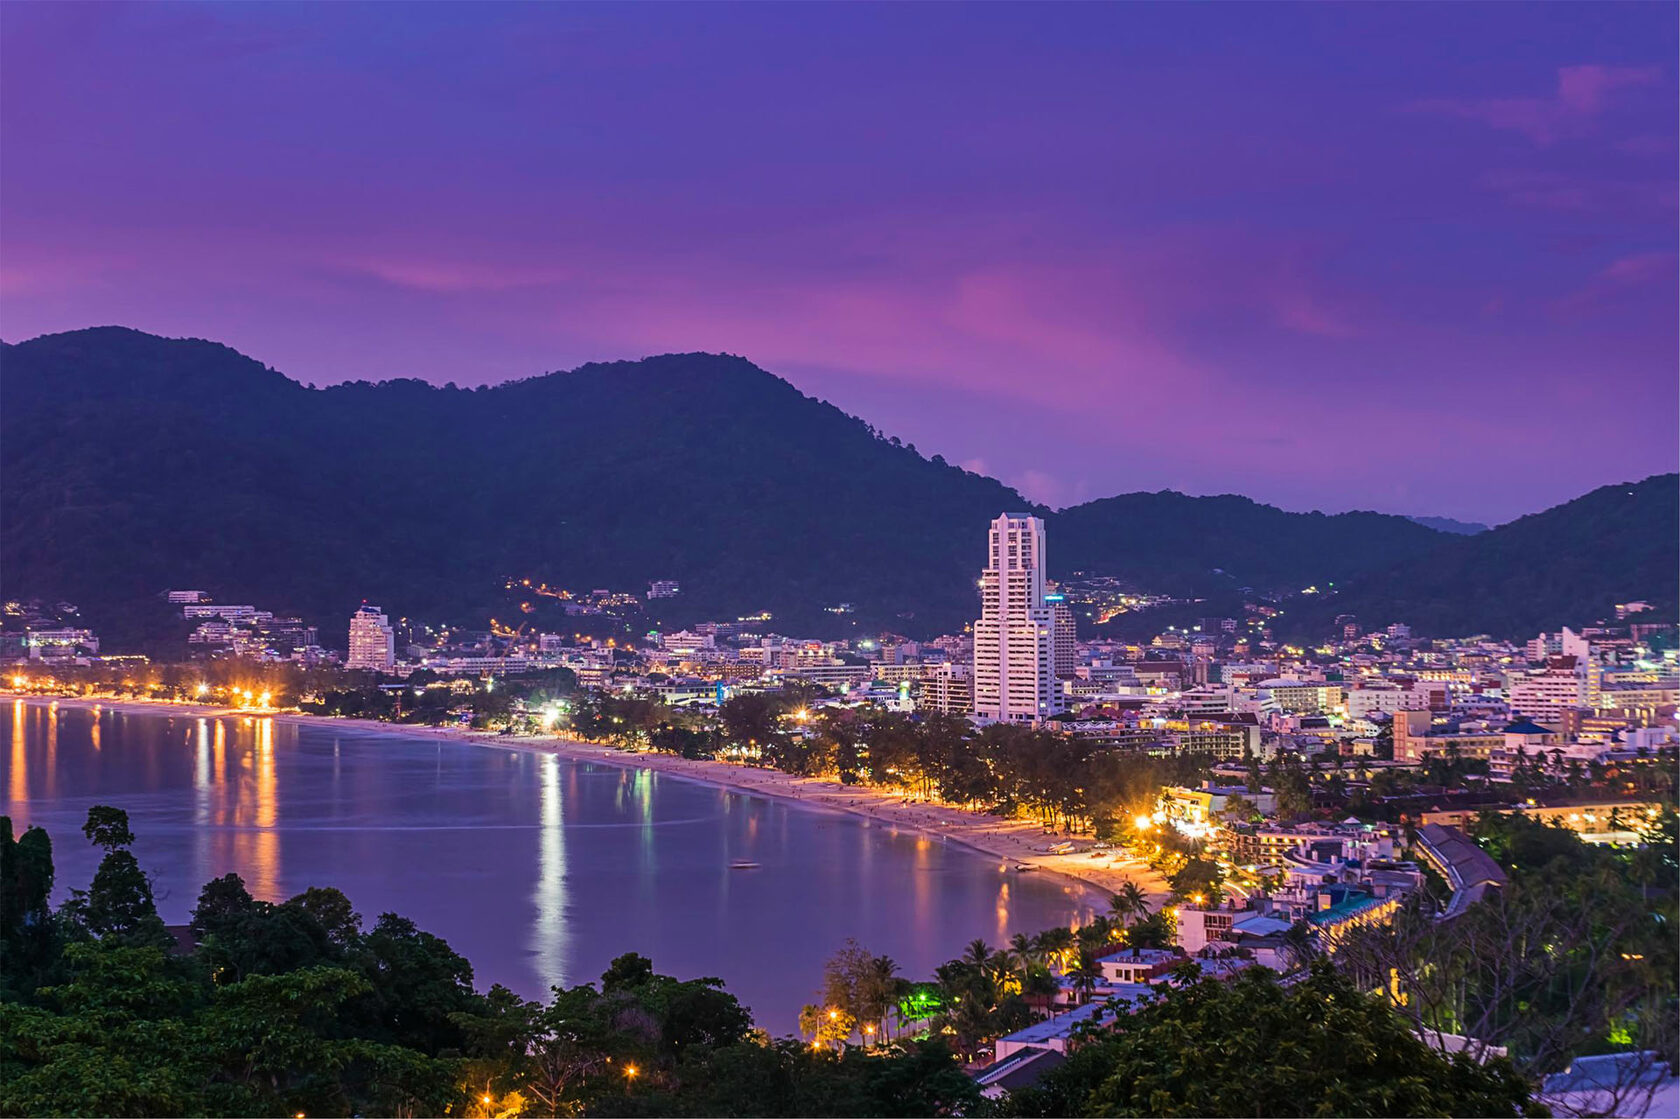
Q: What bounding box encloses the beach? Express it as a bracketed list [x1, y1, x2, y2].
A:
[7, 694, 1169, 905]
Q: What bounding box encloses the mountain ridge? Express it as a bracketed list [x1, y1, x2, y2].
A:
[3, 327, 1670, 648]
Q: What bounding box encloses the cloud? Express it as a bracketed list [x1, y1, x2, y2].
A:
[1273, 290, 1357, 338]
[1412, 64, 1660, 145]
[1015, 469, 1067, 508]
[1478, 169, 1678, 213]
[1551, 251, 1677, 317]
[336, 257, 573, 293]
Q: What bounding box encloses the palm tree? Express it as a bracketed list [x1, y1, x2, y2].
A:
[1021, 963, 1060, 1014]
[866, 955, 911, 1042]
[960, 938, 992, 971]
[1069, 948, 1103, 1005]
[1077, 915, 1118, 951]
[1281, 919, 1320, 972]
[1035, 927, 1076, 971]
[1007, 931, 1040, 973]
[1109, 881, 1151, 926]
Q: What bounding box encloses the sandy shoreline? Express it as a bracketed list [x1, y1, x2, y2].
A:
[9, 694, 1168, 906]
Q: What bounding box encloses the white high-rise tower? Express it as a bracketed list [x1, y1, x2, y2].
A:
[972, 513, 1064, 723]
[347, 605, 396, 672]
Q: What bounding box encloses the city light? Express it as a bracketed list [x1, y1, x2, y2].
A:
[195, 682, 208, 696]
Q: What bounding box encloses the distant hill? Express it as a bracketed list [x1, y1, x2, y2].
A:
[0, 327, 1027, 646]
[1055, 491, 1446, 597]
[1407, 515, 1488, 535]
[1280, 474, 1679, 639]
[1, 328, 1667, 647]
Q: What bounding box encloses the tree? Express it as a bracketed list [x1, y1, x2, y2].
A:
[1336, 828, 1677, 1119]
[1108, 881, 1151, 927]
[0, 817, 58, 994]
[67, 849, 170, 948]
[1068, 948, 1103, 1005]
[1167, 856, 1224, 904]
[998, 963, 1541, 1118]
[1279, 919, 1320, 971]
[81, 805, 136, 852]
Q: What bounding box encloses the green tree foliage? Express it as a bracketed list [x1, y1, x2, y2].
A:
[1337, 814, 1678, 1105]
[1167, 856, 1225, 904]
[58, 807, 170, 949]
[999, 963, 1541, 1118]
[0, 819, 56, 996]
[0, 815, 982, 1119]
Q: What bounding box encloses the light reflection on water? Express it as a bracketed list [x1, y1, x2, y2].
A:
[1, 702, 1097, 1031]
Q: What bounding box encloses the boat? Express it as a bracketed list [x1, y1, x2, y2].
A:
[729, 860, 760, 870]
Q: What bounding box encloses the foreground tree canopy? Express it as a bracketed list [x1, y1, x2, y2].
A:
[0, 806, 1585, 1118]
[997, 964, 1542, 1119]
[1, 808, 985, 1117]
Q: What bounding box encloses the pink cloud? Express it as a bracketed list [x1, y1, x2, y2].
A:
[1477, 168, 1677, 213]
[337, 257, 574, 293]
[1413, 64, 1660, 145]
[1273, 290, 1357, 338]
[1551, 251, 1677, 317]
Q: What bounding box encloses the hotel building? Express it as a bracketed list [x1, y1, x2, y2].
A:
[347, 605, 396, 672]
[973, 513, 1065, 723]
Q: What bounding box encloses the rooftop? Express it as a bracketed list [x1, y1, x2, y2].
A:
[995, 999, 1119, 1045]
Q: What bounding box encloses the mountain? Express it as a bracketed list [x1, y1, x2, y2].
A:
[1406, 515, 1488, 535]
[1280, 474, 1679, 639]
[2, 327, 1666, 649]
[0, 327, 1026, 645]
[1055, 492, 1447, 596]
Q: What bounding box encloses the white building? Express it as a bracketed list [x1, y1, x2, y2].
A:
[25, 627, 99, 661]
[1345, 684, 1428, 721]
[661, 630, 715, 657]
[347, 605, 396, 672]
[648, 580, 680, 599]
[923, 662, 974, 715]
[183, 603, 263, 622]
[1508, 656, 1586, 724]
[973, 513, 1064, 723]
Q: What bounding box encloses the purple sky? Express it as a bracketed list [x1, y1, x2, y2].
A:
[3, 3, 1674, 523]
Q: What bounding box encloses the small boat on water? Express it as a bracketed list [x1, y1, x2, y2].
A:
[729, 860, 760, 870]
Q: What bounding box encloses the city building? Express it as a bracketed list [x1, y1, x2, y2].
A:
[648, 580, 680, 599]
[922, 662, 974, 715]
[1508, 655, 1587, 724]
[24, 627, 99, 663]
[973, 513, 1064, 724]
[347, 605, 396, 672]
